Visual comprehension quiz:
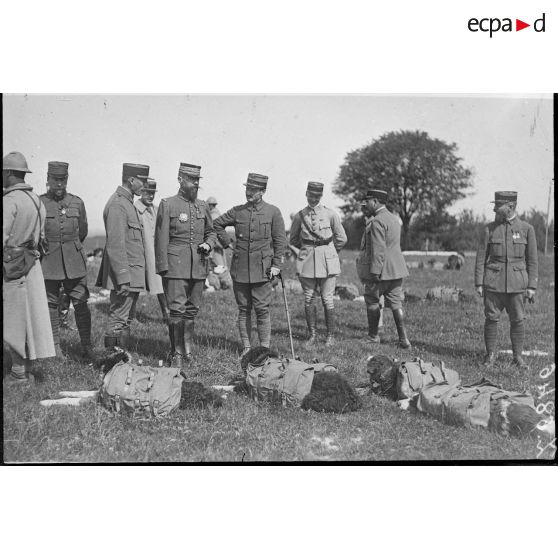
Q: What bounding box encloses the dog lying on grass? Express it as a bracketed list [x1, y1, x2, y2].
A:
[225, 347, 361, 413]
[366, 355, 555, 439]
[40, 348, 223, 411]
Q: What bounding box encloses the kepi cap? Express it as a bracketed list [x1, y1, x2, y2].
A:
[123, 163, 150, 181]
[244, 173, 268, 189]
[3, 151, 32, 173]
[143, 179, 157, 192]
[178, 162, 202, 179]
[364, 188, 388, 203]
[47, 161, 69, 177]
[490, 191, 517, 204]
[306, 181, 324, 195]
[207, 196, 217, 204]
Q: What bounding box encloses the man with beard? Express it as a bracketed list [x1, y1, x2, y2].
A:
[155, 163, 215, 371]
[357, 188, 411, 348]
[134, 179, 169, 323]
[289, 181, 347, 346]
[3, 152, 55, 384]
[475, 191, 538, 369]
[40, 161, 94, 362]
[214, 173, 287, 356]
[96, 163, 149, 350]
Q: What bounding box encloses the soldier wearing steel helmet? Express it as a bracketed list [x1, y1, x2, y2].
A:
[154, 163, 216, 370]
[39, 161, 94, 362]
[3, 152, 55, 385]
[475, 191, 538, 370]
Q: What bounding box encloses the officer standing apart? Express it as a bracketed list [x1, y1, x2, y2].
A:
[97, 163, 149, 349]
[289, 181, 347, 346]
[357, 188, 411, 348]
[475, 191, 537, 369]
[214, 173, 287, 356]
[40, 161, 94, 362]
[134, 178, 169, 323]
[3, 152, 55, 384]
[155, 163, 215, 369]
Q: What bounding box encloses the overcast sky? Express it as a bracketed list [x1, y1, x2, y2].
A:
[3, 94, 553, 236]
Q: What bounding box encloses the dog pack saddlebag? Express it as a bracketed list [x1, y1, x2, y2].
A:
[396, 358, 461, 400]
[99, 361, 183, 417]
[246, 358, 324, 407]
[417, 379, 536, 429]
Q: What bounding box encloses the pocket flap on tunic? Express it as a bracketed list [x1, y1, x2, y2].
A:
[66, 208, 80, 218]
[486, 263, 502, 271]
[167, 245, 181, 256]
[512, 262, 526, 271]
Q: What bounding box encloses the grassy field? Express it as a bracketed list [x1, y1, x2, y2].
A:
[3, 252, 555, 462]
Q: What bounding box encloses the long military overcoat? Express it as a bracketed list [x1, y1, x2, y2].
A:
[154, 194, 216, 280]
[135, 198, 164, 293]
[3, 184, 56, 359]
[356, 206, 409, 282]
[40, 192, 88, 280]
[474, 217, 538, 293]
[96, 186, 146, 291]
[214, 200, 287, 283]
[289, 204, 347, 278]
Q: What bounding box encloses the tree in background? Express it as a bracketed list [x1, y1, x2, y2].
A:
[334, 130, 473, 248]
[517, 208, 554, 254]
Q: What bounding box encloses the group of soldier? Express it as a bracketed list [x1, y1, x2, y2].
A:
[3, 150, 539, 385]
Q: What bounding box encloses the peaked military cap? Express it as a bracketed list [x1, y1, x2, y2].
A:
[307, 181, 324, 195]
[143, 178, 157, 191]
[122, 163, 150, 181]
[207, 196, 217, 204]
[491, 191, 517, 204]
[178, 163, 202, 179]
[3, 151, 32, 173]
[364, 188, 388, 202]
[244, 173, 268, 189]
[47, 161, 69, 177]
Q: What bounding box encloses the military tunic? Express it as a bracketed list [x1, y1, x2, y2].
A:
[96, 186, 146, 338]
[214, 200, 287, 283]
[40, 192, 88, 280]
[357, 206, 408, 310]
[289, 204, 347, 278]
[96, 186, 146, 291]
[154, 194, 216, 280]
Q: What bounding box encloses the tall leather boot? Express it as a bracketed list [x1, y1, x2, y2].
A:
[120, 327, 131, 350]
[48, 306, 65, 359]
[305, 304, 317, 345]
[74, 302, 95, 363]
[169, 320, 186, 371]
[184, 319, 195, 362]
[483, 319, 498, 367]
[366, 306, 381, 343]
[392, 308, 411, 349]
[157, 293, 170, 324]
[167, 323, 175, 365]
[104, 334, 119, 349]
[510, 320, 528, 370]
[324, 307, 336, 346]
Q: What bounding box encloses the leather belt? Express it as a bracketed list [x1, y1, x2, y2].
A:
[302, 237, 333, 247]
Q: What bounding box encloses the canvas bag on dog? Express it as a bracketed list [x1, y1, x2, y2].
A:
[417, 379, 536, 428]
[99, 361, 183, 417]
[246, 358, 335, 407]
[396, 358, 461, 400]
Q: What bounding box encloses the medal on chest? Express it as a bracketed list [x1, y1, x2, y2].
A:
[512, 232, 521, 240]
[179, 213, 188, 222]
[60, 208, 67, 215]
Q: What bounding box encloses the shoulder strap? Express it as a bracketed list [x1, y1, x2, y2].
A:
[21, 190, 42, 245]
[298, 210, 324, 241]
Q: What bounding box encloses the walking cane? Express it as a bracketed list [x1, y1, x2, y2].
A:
[278, 272, 296, 359]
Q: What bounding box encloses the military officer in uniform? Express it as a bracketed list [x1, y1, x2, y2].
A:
[289, 181, 347, 346]
[357, 188, 411, 348]
[154, 163, 215, 369]
[135, 178, 169, 323]
[40, 161, 94, 361]
[214, 173, 287, 356]
[475, 191, 538, 369]
[97, 163, 149, 349]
